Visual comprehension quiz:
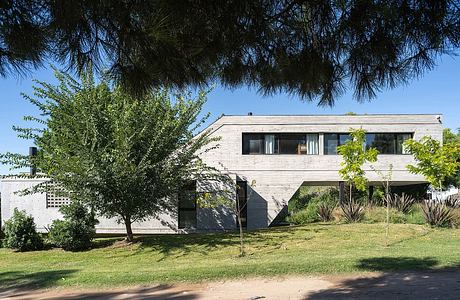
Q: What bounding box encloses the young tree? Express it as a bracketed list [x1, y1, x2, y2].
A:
[404, 136, 460, 191]
[337, 128, 378, 221]
[1, 1, 460, 105]
[198, 179, 256, 257]
[1, 70, 220, 242]
[370, 164, 393, 246]
[443, 128, 460, 188]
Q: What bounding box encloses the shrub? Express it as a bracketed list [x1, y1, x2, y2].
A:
[317, 202, 334, 222]
[288, 187, 339, 224]
[341, 200, 364, 222]
[2, 209, 43, 251]
[421, 200, 453, 227]
[387, 193, 416, 214]
[445, 195, 460, 209]
[48, 201, 98, 251]
[287, 204, 318, 224]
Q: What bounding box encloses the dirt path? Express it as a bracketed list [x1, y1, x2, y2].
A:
[2, 269, 460, 299]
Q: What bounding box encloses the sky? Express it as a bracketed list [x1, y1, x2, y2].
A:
[0, 55, 459, 174]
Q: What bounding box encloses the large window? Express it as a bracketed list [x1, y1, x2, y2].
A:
[324, 133, 413, 155]
[178, 182, 197, 229]
[366, 133, 412, 154]
[243, 133, 319, 155]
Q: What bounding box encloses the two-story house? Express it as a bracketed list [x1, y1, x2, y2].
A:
[1, 114, 443, 233]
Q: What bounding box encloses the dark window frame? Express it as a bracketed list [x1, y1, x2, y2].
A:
[242, 133, 319, 155]
[236, 180, 248, 228]
[324, 132, 414, 155]
[178, 181, 197, 229]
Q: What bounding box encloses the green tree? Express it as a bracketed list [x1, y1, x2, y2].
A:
[443, 128, 460, 187]
[1, 1, 460, 105]
[404, 136, 460, 191]
[337, 128, 378, 221]
[1, 70, 221, 242]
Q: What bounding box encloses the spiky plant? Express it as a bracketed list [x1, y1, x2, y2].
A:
[388, 193, 416, 214]
[317, 202, 335, 222]
[445, 195, 460, 209]
[422, 200, 453, 227]
[341, 200, 364, 223]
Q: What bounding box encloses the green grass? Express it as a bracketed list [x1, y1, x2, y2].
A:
[1, 223, 460, 289]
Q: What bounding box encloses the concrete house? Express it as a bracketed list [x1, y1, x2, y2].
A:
[1, 114, 443, 233]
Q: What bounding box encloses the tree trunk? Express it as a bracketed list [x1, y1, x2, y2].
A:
[385, 180, 390, 246]
[124, 218, 134, 242]
[236, 194, 245, 257]
[237, 211, 244, 257]
[349, 183, 353, 205]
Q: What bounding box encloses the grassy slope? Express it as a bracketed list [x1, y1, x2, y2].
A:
[1, 223, 459, 289]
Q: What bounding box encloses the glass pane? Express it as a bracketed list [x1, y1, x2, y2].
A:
[306, 134, 319, 155]
[371, 133, 396, 154]
[179, 182, 196, 209]
[324, 134, 338, 155]
[243, 134, 264, 154]
[396, 133, 412, 154]
[276, 134, 306, 154]
[339, 134, 351, 145]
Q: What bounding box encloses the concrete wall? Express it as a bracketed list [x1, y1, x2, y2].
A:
[1, 177, 237, 233]
[199, 114, 443, 229]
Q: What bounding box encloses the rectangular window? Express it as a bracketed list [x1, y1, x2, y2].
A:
[243, 133, 264, 154]
[236, 180, 247, 228]
[46, 181, 71, 208]
[243, 133, 319, 155]
[324, 133, 350, 155]
[325, 133, 413, 155]
[178, 182, 197, 229]
[366, 133, 413, 154]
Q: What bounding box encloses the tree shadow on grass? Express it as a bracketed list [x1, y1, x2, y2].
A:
[0, 270, 77, 298]
[137, 232, 241, 261]
[308, 257, 460, 299]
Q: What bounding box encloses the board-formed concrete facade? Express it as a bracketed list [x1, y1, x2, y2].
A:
[0, 114, 443, 233]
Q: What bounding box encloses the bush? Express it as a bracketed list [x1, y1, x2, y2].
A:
[421, 200, 454, 227]
[287, 204, 318, 224]
[341, 200, 364, 222]
[48, 201, 98, 251]
[317, 202, 334, 221]
[2, 209, 43, 251]
[387, 193, 416, 214]
[287, 187, 339, 224]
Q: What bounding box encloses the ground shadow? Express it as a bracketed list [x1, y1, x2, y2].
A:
[308, 257, 460, 299]
[44, 285, 199, 300]
[0, 270, 77, 298]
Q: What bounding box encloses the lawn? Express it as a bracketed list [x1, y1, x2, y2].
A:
[1, 223, 460, 290]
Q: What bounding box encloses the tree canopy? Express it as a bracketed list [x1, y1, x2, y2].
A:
[1, 1, 460, 105]
[1, 70, 221, 241]
[404, 135, 460, 190]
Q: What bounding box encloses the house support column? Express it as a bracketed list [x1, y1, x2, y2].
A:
[368, 185, 374, 204]
[339, 181, 345, 204]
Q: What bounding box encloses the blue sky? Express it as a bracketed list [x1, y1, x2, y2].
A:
[1, 55, 459, 174]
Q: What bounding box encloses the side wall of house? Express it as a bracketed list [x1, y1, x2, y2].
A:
[1, 178, 236, 233]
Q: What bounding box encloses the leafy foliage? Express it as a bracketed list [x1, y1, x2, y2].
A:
[443, 128, 460, 188]
[338, 128, 378, 192]
[288, 187, 338, 224]
[1, 70, 222, 242]
[2, 209, 43, 251]
[421, 200, 454, 227]
[404, 136, 460, 190]
[1, 1, 460, 105]
[48, 202, 98, 251]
